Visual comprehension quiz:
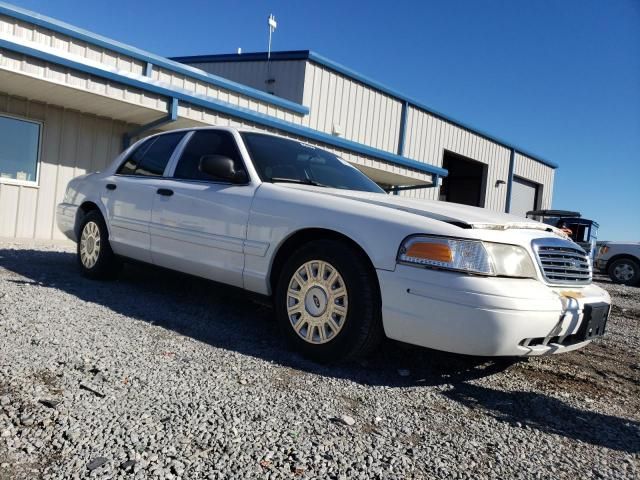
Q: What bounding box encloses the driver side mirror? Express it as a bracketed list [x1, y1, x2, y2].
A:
[198, 155, 247, 183]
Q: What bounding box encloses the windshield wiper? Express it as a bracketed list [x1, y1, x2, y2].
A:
[269, 177, 329, 188]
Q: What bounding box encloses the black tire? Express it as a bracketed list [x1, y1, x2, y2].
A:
[275, 239, 383, 362]
[76, 210, 121, 280]
[608, 257, 640, 286]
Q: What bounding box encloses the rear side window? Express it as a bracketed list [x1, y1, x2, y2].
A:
[117, 132, 184, 176]
[173, 130, 245, 182]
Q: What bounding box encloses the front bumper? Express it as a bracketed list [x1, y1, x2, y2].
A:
[56, 203, 78, 242]
[377, 265, 611, 356]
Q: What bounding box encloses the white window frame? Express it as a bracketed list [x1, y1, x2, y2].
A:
[0, 113, 43, 188]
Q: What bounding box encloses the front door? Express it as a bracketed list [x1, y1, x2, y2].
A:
[149, 130, 254, 288]
[101, 131, 186, 262]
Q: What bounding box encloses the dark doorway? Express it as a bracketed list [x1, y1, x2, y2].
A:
[439, 151, 487, 207]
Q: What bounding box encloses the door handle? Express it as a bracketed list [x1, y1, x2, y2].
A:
[156, 188, 174, 197]
[106, 183, 117, 190]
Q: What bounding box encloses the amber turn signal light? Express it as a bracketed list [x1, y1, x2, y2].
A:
[405, 242, 453, 263]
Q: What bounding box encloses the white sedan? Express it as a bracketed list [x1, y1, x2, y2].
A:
[57, 127, 611, 361]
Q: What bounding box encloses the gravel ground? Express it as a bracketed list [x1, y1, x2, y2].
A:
[0, 242, 638, 480]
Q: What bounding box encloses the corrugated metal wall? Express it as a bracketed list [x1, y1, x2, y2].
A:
[514, 152, 554, 209]
[401, 106, 512, 210]
[0, 15, 146, 75]
[186, 60, 307, 106]
[0, 93, 129, 240]
[301, 62, 402, 153]
[0, 48, 169, 122]
[0, 14, 304, 122]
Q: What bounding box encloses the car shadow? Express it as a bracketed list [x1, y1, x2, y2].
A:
[1, 248, 638, 453]
[0, 248, 512, 386]
[442, 382, 640, 453]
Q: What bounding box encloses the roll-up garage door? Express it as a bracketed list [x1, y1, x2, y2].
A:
[511, 177, 539, 217]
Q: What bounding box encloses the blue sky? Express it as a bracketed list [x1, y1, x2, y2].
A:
[10, 0, 640, 240]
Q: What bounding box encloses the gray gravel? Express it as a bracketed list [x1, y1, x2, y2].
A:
[0, 242, 638, 479]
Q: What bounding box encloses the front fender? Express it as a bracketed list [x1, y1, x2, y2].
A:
[242, 184, 467, 295]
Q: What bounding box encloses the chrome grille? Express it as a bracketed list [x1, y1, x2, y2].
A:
[532, 239, 592, 285]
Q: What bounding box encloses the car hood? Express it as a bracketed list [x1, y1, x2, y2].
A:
[283, 185, 564, 235]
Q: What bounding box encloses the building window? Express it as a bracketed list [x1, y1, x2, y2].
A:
[0, 115, 41, 184]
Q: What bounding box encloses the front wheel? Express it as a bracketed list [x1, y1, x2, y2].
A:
[77, 210, 121, 280]
[608, 257, 640, 285]
[275, 239, 383, 362]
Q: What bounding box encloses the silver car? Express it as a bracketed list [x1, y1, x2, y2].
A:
[596, 242, 640, 285]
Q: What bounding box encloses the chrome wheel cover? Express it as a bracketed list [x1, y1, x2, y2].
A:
[613, 262, 635, 282]
[286, 260, 348, 344]
[80, 221, 101, 269]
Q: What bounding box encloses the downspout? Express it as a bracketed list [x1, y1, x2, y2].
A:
[505, 148, 515, 213]
[393, 102, 444, 195]
[397, 100, 408, 156]
[122, 97, 178, 150]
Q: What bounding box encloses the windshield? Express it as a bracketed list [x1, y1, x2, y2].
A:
[241, 132, 385, 193]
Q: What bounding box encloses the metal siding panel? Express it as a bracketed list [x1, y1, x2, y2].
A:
[309, 65, 322, 130]
[326, 69, 336, 133]
[193, 59, 306, 105]
[14, 185, 38, 238]
[414, 110, 424, 162]
[302, 61, 314, 117]
[379, 95, 389, 151]
[33, 104, 62, 239]
[434, 117, 444, 167]
[361, 87, 371, 145]
[0, 183, 19, 236]
[410, 107, 420, 159]
[404, 107, 414, 158]
[372, 92, 381, 148]
[388, 100, 398, 152]
[352, 83, 363, 143]
[426, 112, 436, 164]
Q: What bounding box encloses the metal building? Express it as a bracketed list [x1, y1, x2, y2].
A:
[173, 51, 557, 211]
[0, 2, 556, 242]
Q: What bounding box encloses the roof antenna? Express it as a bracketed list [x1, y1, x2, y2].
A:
[266, 14, 277, 94]
[267, 14, 277, 60]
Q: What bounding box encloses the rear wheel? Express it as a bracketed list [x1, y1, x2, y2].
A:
[608, 257, 640, 285]
[77, 210, 121, 280]
[275, 239, 383, 362]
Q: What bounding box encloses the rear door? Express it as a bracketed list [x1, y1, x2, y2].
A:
[101, 132, 185, 262]
[149, 130, 255, 287]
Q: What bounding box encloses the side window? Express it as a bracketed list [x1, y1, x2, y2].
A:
[173, 130, 245, 182]
[117, 132, 184, 176]
[117, 138, 153, 175]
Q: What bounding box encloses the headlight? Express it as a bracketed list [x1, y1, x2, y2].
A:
[398, 236, 537, 278]
[482, 242, 537, 278]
